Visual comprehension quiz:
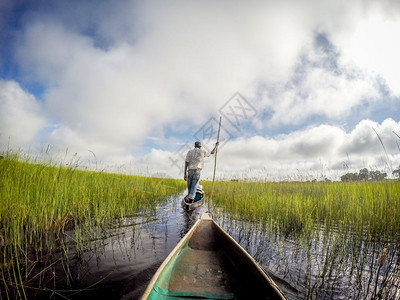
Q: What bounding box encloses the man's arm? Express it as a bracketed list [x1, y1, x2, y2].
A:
[184, 161, 188, 181]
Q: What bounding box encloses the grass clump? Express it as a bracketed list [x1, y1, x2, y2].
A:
[204, 180, 400, 239]
[0, 154, 185, 298]
[204, 180, 400, 299]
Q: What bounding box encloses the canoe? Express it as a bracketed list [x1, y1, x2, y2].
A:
[183, 197, 204, 211]
[141, 213, 286, 300]
[183, 189, 205, 211]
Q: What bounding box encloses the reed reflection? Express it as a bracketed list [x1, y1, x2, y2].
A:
[9, 194, 187, 299]
[213, 212, 400, 299]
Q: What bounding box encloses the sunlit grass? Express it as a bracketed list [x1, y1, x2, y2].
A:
[204, 180, 400, 239]
[203, 180, 400, 299]
[0, 154, 185, 298]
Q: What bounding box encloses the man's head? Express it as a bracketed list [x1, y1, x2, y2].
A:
[194, 141, 201, 148]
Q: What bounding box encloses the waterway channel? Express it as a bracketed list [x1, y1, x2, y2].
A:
[29, 192, 399, 299]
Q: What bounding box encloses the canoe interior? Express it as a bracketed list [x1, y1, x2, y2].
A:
[146, 219, 284, 299]
[194, 189, 204, 201]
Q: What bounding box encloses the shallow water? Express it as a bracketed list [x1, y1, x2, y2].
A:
[28, 193, 399, 299]
[29, 193, 209, 299]
[213, 217, 400, 300]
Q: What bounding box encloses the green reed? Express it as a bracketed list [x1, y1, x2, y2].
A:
[205, 180, 400, 298]
[0, 154, 185, 298]
[204, 180, 400, 240]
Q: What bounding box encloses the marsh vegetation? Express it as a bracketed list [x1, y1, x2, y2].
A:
[203, 180, 400, 299]
[1, 154, 399, 299]
[0, 154, 185, 299]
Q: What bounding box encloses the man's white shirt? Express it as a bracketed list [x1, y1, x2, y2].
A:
[185, 148, 210, 170]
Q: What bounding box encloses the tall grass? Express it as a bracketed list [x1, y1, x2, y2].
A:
[204, 180, 400, 240]
[0, 154, 185, 298]
[204, 180, 400, 298]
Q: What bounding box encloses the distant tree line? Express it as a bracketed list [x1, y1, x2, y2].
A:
[340, 168, 388, 182]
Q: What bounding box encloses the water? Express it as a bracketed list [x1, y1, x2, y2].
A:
[26, 193, 400, 299]
[212, 217, 400, 299]
[28, 193, 208, 299]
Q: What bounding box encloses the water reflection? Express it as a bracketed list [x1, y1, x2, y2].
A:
[29, 193, 207, 299]
[26, 193, 399, 299]
[213, 213, 400, 300]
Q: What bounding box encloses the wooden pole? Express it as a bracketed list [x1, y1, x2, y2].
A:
[209, 116, 222, 209]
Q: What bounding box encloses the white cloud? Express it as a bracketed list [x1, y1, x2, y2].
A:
[267, 68, 379, 126]
[0, 80, 45, 148]
[2, 0, 400, 179]
[135, 118, 400, 180]
[343, 118, 400, 164]
[17, 21, 188, 149]
[327, 1, 400, 96]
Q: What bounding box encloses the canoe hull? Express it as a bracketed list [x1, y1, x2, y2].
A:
[183, 190, 205, 211]
[141, 213, 286, 300]
[183, 197, 204, 211]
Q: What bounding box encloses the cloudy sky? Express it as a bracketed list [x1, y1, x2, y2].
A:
[1, 0, 400, 180]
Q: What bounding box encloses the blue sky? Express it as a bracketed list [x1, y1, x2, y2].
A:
[1, 0, 400, 180]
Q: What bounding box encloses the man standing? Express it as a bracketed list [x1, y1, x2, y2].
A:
[184, 141, 219, 202]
